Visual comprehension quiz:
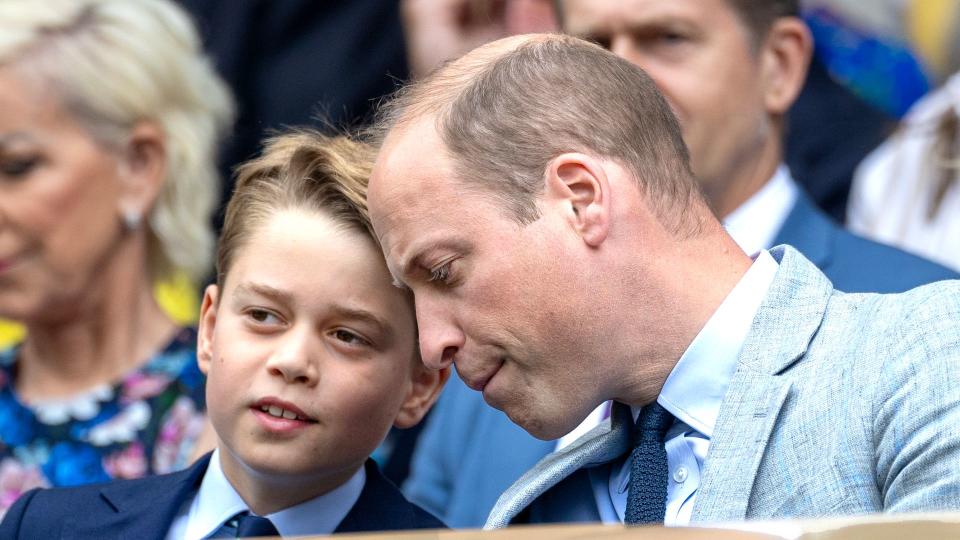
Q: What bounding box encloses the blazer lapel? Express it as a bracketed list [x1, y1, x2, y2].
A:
[693, 246, 833, 523]
[485, 403, 633, 529]
[692, 375, 792, 522]
[73, 454, 211, 540]
[336, 460, 407, 533]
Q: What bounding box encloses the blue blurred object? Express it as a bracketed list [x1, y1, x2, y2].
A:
[805, 7, 931, 118]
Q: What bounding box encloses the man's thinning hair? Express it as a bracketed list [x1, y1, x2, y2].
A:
[374, 34, 703, 234]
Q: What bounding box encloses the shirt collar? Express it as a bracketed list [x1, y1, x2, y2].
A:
[655, 250, 779, 437]
[184, 449, 366, 538]
[723, 164, 799, 257]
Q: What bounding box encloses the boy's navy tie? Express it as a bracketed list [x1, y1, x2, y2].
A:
[624, 402, 674, 524]
[221, 511, 280, 538]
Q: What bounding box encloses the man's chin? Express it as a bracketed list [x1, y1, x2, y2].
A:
[501, 406, 571, 441]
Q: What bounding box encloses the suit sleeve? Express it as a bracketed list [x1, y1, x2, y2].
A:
[0, 488, 41, 539]
[874, 290, 960, 511]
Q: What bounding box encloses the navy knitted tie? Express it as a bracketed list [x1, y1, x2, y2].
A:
[624, 402, 673, 524]
[234, 512, 280, 538]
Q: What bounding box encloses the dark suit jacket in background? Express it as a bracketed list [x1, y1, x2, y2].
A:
[177, 0, 409, 230]
[786, 58, 894, 223]
[0, 453, 444, 539]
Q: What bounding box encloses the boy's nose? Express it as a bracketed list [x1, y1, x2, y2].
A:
[265, 327, 320, 385]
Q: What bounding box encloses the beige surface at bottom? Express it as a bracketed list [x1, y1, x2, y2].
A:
[277, 514, 960, 540]
[314, 523, 775, 540]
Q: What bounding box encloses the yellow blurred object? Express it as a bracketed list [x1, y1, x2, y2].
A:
[0, 272, 199, 349]
[0, 320, 25, 349]
[907, 0, 960, 81]
[154, 272, 201, 326]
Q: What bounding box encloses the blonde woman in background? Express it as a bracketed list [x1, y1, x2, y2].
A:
[847, 1, 960, 272]
[0, 0, 233, 515]
[848, 75, 960, 271]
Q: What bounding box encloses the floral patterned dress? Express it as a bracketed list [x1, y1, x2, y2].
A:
[0, 328, 206, 517]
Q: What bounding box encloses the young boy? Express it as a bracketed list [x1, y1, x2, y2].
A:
[0, 132, 450, 538]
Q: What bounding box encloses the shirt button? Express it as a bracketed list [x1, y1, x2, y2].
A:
[673, 467, 688, 483]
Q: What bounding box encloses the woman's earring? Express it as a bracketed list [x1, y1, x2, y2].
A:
[122, 208, 142, 231]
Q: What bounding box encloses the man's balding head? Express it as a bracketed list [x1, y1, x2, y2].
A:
[374, 33, 703, 235]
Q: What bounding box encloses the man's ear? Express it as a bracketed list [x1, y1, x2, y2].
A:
[758, 16, 812, 115]
[394, 364, 451, 429]
[197, 284, 220, 376]
[543, 153, 611, 247]
[116, 121, 166, 225]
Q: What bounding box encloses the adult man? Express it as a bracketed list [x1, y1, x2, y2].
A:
[369, 34, 960, 526]
[401, 0, 957, 527]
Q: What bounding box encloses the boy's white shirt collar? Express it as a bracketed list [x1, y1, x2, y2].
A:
[173, 449, 366, 539]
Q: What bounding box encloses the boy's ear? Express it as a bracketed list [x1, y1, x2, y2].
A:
[393, 364, 451, 429]
[197, 284, 220, 375]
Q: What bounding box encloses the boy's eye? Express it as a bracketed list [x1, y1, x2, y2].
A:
[246, 308, 281, 325]
[334, 329, 370, 347]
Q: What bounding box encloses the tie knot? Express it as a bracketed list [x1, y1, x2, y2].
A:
[234, 511, 280, 538]
[633, 403, 673, 443]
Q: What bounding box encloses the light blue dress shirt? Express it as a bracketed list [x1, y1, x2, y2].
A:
[591, 250, 779, 526]
[165, 449, 366, 539]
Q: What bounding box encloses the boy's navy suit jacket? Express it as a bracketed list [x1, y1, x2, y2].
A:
[0, 453, 444, 539]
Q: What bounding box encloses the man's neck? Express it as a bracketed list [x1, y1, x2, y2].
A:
[612, 223, 754, 408]
[709, 138, 782, 219]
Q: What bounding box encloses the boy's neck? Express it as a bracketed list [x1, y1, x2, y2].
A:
[216, 447, 365, 516]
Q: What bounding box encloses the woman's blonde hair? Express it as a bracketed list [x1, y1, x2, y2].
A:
[0, 0, 235, 284]
[218, 130, 378, 287]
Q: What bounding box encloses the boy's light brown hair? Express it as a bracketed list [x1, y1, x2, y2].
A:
[217, 130, 377, 287]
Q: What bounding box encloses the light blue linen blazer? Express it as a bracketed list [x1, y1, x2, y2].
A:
[403, 195, 958, 528]
[486, 246, 960, 526]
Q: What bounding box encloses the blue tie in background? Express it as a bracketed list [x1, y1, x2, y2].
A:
[624, 403, 673, 524]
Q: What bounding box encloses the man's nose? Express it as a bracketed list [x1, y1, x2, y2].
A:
[265, 326, 320, 385]
[415, 296, 465, 371]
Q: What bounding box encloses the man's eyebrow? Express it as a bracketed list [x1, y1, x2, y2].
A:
[0, 132, 34, 147]
[569, 14, 689, 36]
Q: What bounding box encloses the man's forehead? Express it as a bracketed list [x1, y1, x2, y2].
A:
[372, 130, 442, 210]
[373, 118, 444, 182]
[370, 120, 451, 243]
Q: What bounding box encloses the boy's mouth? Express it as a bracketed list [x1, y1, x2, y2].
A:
[252, 397, 317, 423]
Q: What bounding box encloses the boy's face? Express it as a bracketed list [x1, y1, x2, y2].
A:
[198, 208, 445, 497]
